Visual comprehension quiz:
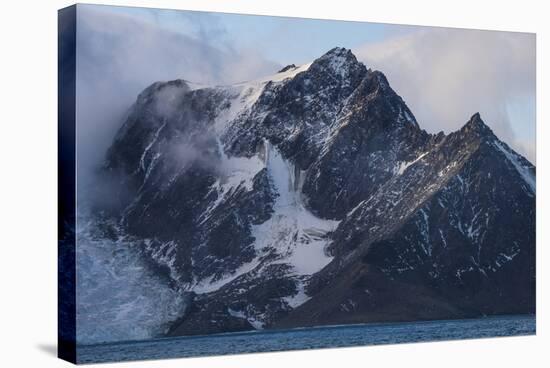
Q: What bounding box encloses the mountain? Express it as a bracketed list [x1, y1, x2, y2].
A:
[99, 47, 535, 337]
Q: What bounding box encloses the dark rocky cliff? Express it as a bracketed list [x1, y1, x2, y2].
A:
[100, 47, 536, 337]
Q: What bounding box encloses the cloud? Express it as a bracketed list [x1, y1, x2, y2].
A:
[75, 5, 279, 189]
[74, 4, 536, 182]
[354, 28, 536, 163]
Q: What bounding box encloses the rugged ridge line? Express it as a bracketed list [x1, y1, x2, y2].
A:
[97, 47, 535, 337]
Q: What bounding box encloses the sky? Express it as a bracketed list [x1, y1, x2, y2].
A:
[76, 4, 536, 173]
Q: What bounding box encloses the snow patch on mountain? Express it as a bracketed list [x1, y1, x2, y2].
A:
[218, 139, 265, 191]
[283, 280, 312, 308]
[198, 140, 265, 225]
[246, 62, 312, 84]
[189, 259, 262, 294]
[213, 86, 263, 135]
[191, 140, 341, 296]
[211, 63, 312, 135]
[252, 142, 340, 276]
[492, 140, 535, 194]
[76, 217, 186, 344]
[395, 151, 428, 175]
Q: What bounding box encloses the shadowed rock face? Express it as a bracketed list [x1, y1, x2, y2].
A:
[100, 47, 536, 337]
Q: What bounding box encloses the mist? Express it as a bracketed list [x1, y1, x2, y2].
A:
[75, 5, 279, 195]
[75, 5, 536, 200]
[354, 28, 536, 163]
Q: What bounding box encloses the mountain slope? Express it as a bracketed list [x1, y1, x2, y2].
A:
[96, 47, 536, 338]
[276, 113, 535, 328]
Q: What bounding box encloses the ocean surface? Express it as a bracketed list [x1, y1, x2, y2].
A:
[77, 315, 535, 364]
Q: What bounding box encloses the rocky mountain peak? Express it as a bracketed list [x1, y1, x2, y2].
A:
[95, 48, 535, 340]
[277, 64, 297, 73]
[308, 47, 366, 81]
[136, 79, 190, 106]
[322, 46, 356, 60]
[461, 112, 495, 139]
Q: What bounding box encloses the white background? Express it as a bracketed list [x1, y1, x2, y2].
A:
[0, 0, 547, 366]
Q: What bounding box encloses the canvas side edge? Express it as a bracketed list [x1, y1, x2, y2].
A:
[58, 4, 77, 365]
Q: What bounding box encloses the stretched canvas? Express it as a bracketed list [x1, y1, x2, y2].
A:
[58, 4, 536, 364]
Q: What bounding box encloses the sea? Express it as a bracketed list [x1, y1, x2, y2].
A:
[77, 314, 535, 364]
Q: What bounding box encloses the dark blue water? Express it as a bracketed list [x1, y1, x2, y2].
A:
[77, 315, 535, 364]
